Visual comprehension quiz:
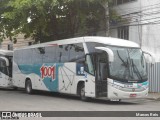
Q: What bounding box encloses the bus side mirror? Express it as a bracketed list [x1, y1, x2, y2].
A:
[95, 47, 114, 62]
[143, 51, 155, 64]
[0, 57, 9, 66]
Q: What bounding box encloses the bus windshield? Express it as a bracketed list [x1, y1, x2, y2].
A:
[107, 46, 147, 82]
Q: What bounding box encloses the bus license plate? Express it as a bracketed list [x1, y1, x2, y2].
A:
[130, 94, 137, 97]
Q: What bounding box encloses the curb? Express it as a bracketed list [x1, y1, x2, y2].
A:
[146, 98, 160, 100]
[146, 96, 160, 100]
[146, 93, 160, 100]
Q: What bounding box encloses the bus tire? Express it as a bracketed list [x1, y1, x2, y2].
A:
[13, 87, 18, 90]
[25, 80, 33, 94]
[79, 83, 89, 101]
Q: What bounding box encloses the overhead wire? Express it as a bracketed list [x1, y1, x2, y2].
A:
[111, 3, 160, 27]
[113, 2, 160, 15]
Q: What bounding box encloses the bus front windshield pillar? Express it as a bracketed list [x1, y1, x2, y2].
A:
[85, 55, 94, 75]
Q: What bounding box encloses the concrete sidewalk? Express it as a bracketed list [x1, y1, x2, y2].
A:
[147, 92, 160, 100]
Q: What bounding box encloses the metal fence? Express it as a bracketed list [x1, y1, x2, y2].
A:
[147, 62, 160, 92]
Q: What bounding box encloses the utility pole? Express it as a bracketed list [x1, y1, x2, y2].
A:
[100, 0, 110, 37]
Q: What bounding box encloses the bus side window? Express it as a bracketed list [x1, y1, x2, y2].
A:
[57, 45, 70, 63]
[44, 46, 57, 63]
[69, 43, 85, 62]
[84, 61, 89, 73]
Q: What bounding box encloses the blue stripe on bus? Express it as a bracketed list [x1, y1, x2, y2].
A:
[18, 63, 64, 92]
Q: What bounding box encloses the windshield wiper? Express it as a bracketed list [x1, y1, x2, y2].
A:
[117, 50, 129, 68]
[131, 60, 143, 80]
[116, 50, 132, 79]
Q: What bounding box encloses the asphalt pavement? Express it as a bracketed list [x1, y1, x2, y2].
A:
[0, 89, 160, 120]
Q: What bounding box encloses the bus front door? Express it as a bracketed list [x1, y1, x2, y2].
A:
[95, 53, 108, 98]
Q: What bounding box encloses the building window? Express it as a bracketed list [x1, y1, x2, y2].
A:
[118, 26, 129, 40]
[8, 43, 13, 50]
[113, 0, 136, 6]
[28, 42, 32, 46]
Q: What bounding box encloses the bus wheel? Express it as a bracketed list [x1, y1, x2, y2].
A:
[80, 84, 89, 101]
[25, 80, 33, 94]
[13, 87, 18, 90]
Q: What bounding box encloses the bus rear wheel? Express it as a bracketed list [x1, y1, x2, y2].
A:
[25, 80, 33, 94]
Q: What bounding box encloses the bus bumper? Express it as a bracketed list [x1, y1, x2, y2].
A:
[108, 86, 148, 99]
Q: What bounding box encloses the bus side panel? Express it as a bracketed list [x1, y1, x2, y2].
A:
[13, 62, 59, 92]
[58, 62, 88, 95]
[0, 72, 12, 87]
[58, 63, 77, 94]
[37, 63, 59, 92]
[13, 61, 26, 88]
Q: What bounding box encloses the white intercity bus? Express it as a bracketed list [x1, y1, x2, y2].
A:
[0, 50, 13, 88]
[13, 36, 150, 101]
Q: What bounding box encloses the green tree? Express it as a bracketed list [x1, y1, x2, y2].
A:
[0, 0, 120, 43]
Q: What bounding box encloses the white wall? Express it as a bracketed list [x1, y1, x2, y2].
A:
[140, 0, 160, 62]
[111, 0, 160, 62]
[113, 0, 141, 15]
[111, 0, 141, 39]
[111, 0, 142, 46]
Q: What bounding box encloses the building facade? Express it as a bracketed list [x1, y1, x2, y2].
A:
[0, 34, 34, 50]
[110, 0, 160, 92]
[110, 0, 160, 61]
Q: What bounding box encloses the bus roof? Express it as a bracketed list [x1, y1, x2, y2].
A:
[0, 49, 13, 56]
[84, 36, 139, 48]
[14, 36, 140, 50]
